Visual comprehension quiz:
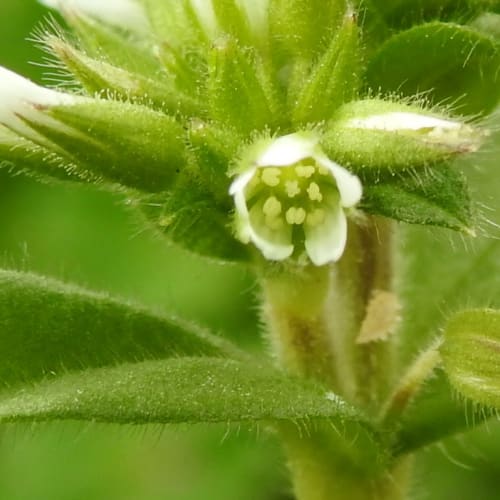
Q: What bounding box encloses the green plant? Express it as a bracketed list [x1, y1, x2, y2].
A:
[1, 1, 500, 498]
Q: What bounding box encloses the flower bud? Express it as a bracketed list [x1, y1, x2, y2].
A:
[0, 66, 188, 192]
[322, 99, 485, 171]
[442, 309, 500, 409]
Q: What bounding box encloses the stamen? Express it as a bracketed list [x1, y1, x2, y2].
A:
[261, 167, 281, 186]
[262, 196, 282, 217]
[285, 180, 300, 198]
[307, 182, 323, 201]
[286, 207, 306, 225]
[306, 208, 325, 227]
[295, 165, 315, 178]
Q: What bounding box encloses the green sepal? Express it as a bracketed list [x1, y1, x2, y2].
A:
[139, 0, 209, 91]
[0, 127, 81, 183]
[0, 269, 244, 389]
[360, 164, 475, 233]
[291, 11, 360, 125]
[322, 99, 484, 171]
[135, 176, 250, 264]
[268, 0, 347, 60]
[45, 36, 199, 116]
[212, 0, 253, 45]
[140, 0, 210, 46]
[187, 120, 242, 206]
[0, 357, 372, 428]
[441, 309, 500, 409]
[19, 99, 188, 193]
[365, 22, 500, 115]
[60, 10, 158, 77]
[207, 36, 282, 134]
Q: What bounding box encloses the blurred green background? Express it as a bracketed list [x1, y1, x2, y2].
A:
[0, 2, 500, 499]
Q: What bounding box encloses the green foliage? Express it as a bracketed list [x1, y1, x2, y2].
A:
[0, 269, 242, 388]
[393, 369, 484, 454]
[0, 357, 371, 428]
[441, 309, 500, 408]
[366, 22, 500, 115]
[361, 165, 474, 232]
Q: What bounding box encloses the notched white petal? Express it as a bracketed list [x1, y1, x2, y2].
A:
[305, 203, 347, 266]
[257, 134, 317, 167]
[318, 156, 362, 208]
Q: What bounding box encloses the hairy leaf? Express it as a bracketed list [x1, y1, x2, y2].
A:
[393, 369, 487, 454]
[361, 165, 474, 232]
[0, 357, 371, 428]
[0, 270, 242, 388]
[365, 22, 500, 115]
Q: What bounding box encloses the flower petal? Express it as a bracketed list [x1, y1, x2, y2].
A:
[39, 0, 150, 34]
[0, 66, 79, 139]
[318, 156, 362, 208]
[304, 202, 347, 266]
[248, 199, 294, 260]
[257, 133, 318, 167]
[346, 112, 462, 132]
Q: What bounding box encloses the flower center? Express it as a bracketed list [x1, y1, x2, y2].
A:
[245, 160, 338, 235]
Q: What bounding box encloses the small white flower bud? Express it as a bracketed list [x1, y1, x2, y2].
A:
[39, 0, 150, 34]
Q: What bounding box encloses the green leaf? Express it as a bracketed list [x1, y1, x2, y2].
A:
[368, 0, 495, 29]
[0, 270, 242, 388]
[0, 357, 372, 428]
[441, 309, 500, 408]
[365, 22, 500, 115]
[360, 164, 475, 232]
[393, 369, 487, 454]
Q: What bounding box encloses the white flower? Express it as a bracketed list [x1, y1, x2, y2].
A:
[0, 66, 79, 140]
[230, 133, 362, 266]
[39, 0, 150, 34]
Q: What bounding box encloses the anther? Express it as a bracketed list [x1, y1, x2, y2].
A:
[262, 196, 282, 217]
[307, 182, 323, 202]
[295, 165, 316, 178]
[285, 180, 301, 198]
[261, 167, 281, 187]
[286, 207, 306, 225]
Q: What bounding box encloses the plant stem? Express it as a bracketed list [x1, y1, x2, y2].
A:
[261, 262, 338, 386]
[260, 216, 410, 500]
[282, 422, 413, 500]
